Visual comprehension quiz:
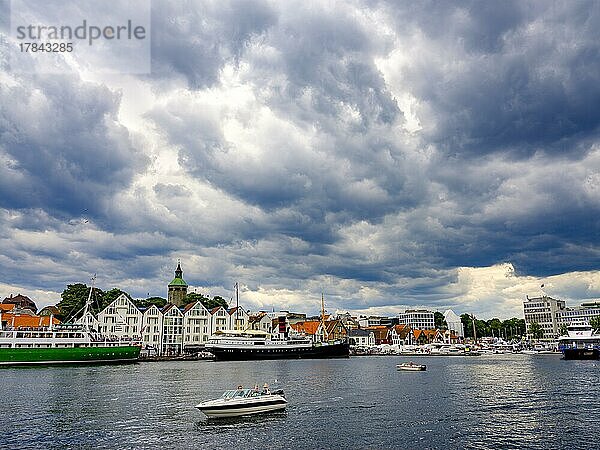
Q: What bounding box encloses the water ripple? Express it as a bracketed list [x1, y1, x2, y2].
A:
[1, 355, 599, 449]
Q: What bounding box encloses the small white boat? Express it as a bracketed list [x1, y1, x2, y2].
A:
[521, 349, 539, 355]
[396, 362, 426, 371]
[195, 387, 287, 418]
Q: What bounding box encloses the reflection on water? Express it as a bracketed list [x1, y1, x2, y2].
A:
[2, 355, 599, 449]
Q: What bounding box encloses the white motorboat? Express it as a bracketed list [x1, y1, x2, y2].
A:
[396, 362, 426, 371]
[195, 387, 287, 418]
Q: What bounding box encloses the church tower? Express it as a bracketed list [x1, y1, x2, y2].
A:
[168, 261, 188, 306]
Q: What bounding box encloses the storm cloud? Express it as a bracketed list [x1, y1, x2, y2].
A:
[0, 0, 598, 317]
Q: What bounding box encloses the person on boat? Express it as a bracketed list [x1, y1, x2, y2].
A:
[237, 385, 243, 390]
[262, 383, 270, 395]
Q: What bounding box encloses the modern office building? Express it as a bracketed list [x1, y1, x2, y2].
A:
[556, 301, 600, 328]
[398, 309, 435, 330]
[523, 295, 566, 338]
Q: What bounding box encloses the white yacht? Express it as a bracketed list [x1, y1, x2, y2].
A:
[195, 387, 287, 418]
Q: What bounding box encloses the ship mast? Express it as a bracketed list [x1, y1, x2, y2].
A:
[82, 274, 96, 332]
[235, 282, 239, 330]
[321, 293, 329, 342]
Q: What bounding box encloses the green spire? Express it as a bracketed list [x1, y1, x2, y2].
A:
[169, 262, 187, 287]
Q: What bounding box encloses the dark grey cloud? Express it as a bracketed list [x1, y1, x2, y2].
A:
[144, 0, 599, 285]
[150, 0, 277, 88]
[1, 0, 599, 316]
[384, 0, 600, 158]
[0, 72, 148, 224]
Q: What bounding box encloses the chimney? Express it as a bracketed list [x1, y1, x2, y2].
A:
[278, 316, 287, 337]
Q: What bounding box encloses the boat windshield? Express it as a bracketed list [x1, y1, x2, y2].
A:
[221, 389, 252, 399]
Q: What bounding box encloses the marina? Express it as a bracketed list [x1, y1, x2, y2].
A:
[2, 354, 599, 449]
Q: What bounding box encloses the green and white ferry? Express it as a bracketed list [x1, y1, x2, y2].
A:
[0, 282, 141, 366]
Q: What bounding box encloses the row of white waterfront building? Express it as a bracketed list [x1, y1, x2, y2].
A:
[79, 292, 600, 352]
[85, 294, 263, 355]
[79, 294, 466, 355]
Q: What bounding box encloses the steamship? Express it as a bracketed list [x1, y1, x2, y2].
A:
[0, 280, 141, 365]
[205, 329, 349, 361]
[206, 310, 349, 361]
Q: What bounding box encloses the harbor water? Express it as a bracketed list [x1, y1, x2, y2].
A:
[2, 354, 599, 449]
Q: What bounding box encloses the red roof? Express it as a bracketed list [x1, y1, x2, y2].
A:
[1, 313, 60, 329]
[249, 312, 267, 323]
[183, 301, 200, 314]
[364, 326, 390, 340]
[392, 324, 411, 339]
[290, 321, 320, 336]
[423, 329, 438, 338]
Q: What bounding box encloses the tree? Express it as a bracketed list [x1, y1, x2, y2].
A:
[515, 318, 526, 337]
[184, 293, 229, 311]
[488, 318, 502, 337]
[590, 316, 600, 332]
[134, 297, 167, 309]
[434, 312, 448, 330]
[475, 319, 489, 338]
[183, 292, 211, 307]
[501, 318, 526, 340]
[57, 283, 104, 321]
[210, 295, 229, 309]
[558, 323, 569, 336]
[529, 322, 544, 339]
[461, 314, 474, 338]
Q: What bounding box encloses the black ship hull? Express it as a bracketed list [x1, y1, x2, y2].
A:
[561, 348, 600, 360]
[209, 341, 350, 361]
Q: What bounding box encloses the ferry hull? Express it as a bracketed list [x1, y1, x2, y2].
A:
[561, 348, 600, 360]
[208, 342, 350, 361]
[0, 345, 141, 366]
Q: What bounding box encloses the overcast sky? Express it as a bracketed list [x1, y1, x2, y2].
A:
[1, 0, 599, 318]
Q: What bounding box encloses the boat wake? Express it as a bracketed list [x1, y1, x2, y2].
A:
[196, 411, 287, 429]
[305, 396, 343, 405]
